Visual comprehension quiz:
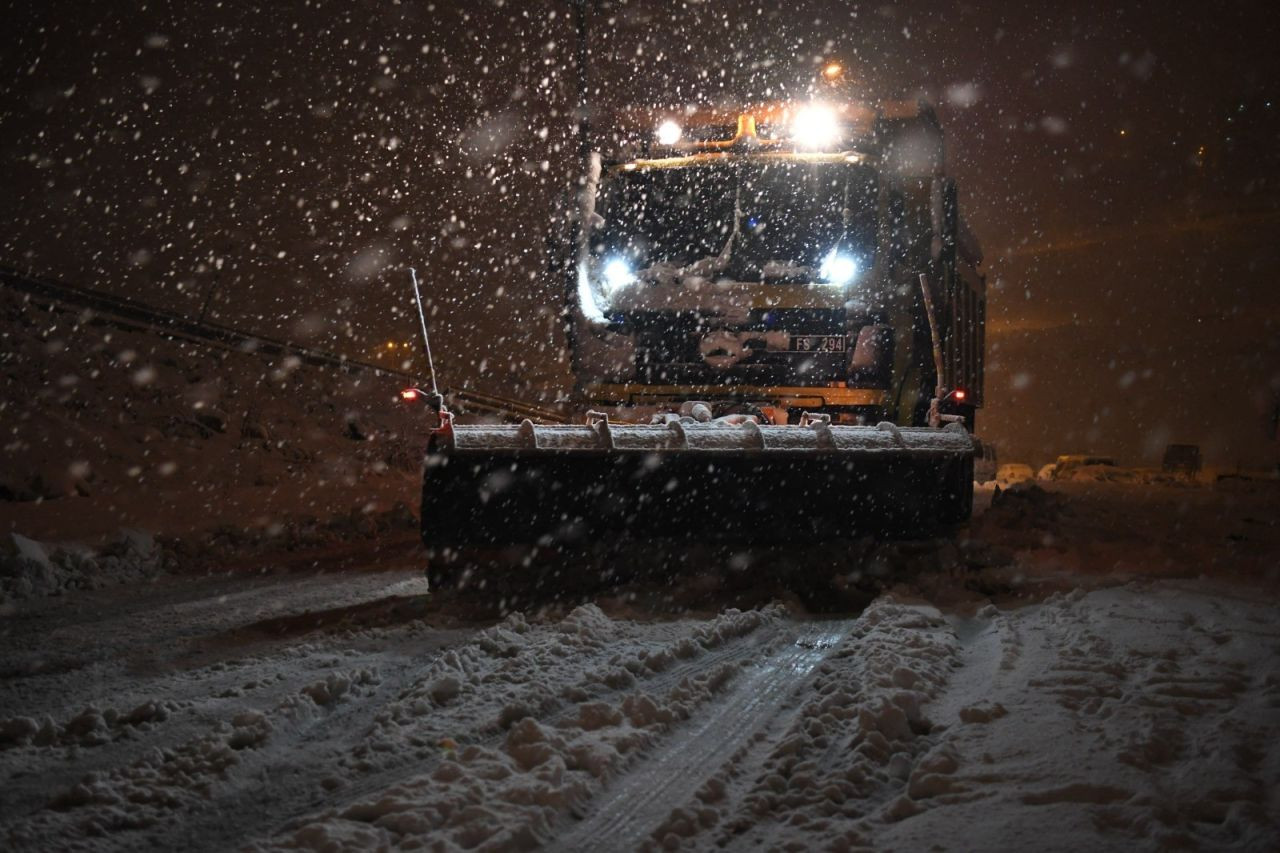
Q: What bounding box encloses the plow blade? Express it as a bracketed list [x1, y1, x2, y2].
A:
[421, 419, 975, 553]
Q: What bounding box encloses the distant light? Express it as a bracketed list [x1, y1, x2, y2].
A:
[400, 388, 420, 401]
[818, 250, 859, 286]
[602, 258, 637, 293]
[791, 105, 841, 149]
[954, 389, 967, 401]
[386, 341, 396, 349]
[823, 62, 843, 79]
[656, 120, 682, 146]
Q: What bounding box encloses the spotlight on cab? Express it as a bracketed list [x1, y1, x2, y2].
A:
[656, 120, 682, 146]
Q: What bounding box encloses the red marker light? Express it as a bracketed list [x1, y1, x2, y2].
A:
[953, 389, 966, 401]
[400, 388, 420, 402]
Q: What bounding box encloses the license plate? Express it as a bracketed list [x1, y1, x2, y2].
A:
[789, 335, 846, 353]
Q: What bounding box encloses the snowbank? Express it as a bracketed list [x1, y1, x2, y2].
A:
[0, 501, 417, 608]
[0, 529, 170, 604]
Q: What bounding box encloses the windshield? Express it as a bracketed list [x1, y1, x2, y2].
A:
[594, 161, 877, 280]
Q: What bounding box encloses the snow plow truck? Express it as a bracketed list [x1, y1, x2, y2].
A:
[418, 94, 987, 591]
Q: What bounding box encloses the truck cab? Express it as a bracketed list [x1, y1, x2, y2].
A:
[565, 98, 985, 428]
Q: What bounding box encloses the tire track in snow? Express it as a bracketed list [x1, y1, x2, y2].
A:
[672, 600, 963, 851]
[255, 611, 786, 847]
[553, 621, 850, 851]
[928, 606, 1007, 725]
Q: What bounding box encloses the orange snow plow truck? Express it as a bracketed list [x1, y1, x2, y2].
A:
[419, 95, 987, 588]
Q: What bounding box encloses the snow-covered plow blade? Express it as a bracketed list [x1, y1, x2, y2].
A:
[420, 416, 975, 561]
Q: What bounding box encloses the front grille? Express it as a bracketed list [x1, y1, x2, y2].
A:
[627, 309, 847, 385]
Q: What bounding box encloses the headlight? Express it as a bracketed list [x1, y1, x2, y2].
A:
[791, 105, 841, 149]
[818, 251, 859, 286]
[602, 258, 637, 293]
[656, 120, 682, 146]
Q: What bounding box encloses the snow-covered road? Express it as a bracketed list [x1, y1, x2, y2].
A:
[2, 481, 1278, 851]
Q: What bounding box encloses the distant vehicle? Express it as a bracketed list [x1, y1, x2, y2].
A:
[1048, 454, 1116, 480]
[1161, 444, 1201, 476]
[996, 463, 1034, 484]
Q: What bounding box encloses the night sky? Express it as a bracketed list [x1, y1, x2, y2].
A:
[4, 0, 1279, 466]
